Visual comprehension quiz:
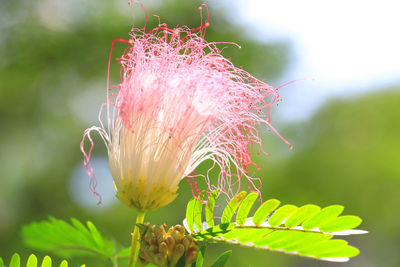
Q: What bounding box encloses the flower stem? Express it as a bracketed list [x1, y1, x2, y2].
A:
[128, 211, 146, 267]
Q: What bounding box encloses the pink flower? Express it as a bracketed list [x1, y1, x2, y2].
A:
[81, 5, 290, 211]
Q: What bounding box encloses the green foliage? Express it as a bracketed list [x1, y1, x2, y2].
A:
[21, 217, 125, 265]
[194, 193, 204, 232]
[236, 192, 259, 226]
[221, 192, 247, 224]
[188, 246, 230, 267]
[184, 192, 367, 262]
[205, 190, 219, 227]
[210, 251, 232, 267]
[253, 199, 280, 226]
[193, 246, 206, 267]
[0, 253, 85, 267]
[186, 198, 197, 233]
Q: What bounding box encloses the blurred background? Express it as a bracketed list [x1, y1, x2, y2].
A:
[1, 0, 399, 266]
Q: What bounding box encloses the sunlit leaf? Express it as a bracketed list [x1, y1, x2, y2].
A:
[186, 198, 196, 233]
[268, 204, 297, 226]
[236, 192, 258, 225]
[41, 256, 52, 267]
[285, 204, 320, 228]
[9, 253, 20, 267]
[302, 205, 344, 230]
[252, 199, 280, 226]
[194, 194, 204, 231]
[184, 191, 366, 262]
[221, 191, 247, 223]
[59, 260, 68, 267]
[319, 216, 362, 232]
[21, 217, 116, 260]
[26, 254, 37, 267]
[205, 190, 218, 227]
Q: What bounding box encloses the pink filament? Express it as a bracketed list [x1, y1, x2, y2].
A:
[81, 4, 291, 202]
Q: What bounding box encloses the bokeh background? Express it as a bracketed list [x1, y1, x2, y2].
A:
[1, 0, 399, 266]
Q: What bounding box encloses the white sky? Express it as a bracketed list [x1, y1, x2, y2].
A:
[230, 0, 400, 121]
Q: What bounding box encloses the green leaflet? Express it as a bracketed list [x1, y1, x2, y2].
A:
[221, 191, 247, 224]
[10, 253, 20, 267]
[252, 199, 280, 226]
[318, 244, 359, 258]
[210, 250, 232, 267]
[279, 232, 332, 252]
[236, 192, 259, 225]
[319, 216, 362, 232]
[268, 204, 298, 226]
[222, 228, 248, 240]
[26, 254, 38, 267]
[184, 191, 366, 262]
[206, 190, 218, 227]
[86, 221, 105, 249]
[1, 253, 85, 267]
[194, 194, 204, 231]
[299, 239, 348, 256]
[302, 205, 344, 230]
[186, 198, 196, 233]
[253, 230, 289, 247]
[285, 204, 320, 228]
[41, 256, 52, 267]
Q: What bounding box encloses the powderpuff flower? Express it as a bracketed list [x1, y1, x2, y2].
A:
[81, 5, 290, 211]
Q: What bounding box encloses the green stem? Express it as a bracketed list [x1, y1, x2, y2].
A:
[128, 211, 146, 267]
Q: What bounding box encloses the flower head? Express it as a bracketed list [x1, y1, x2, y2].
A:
[81, 5, 290, 211]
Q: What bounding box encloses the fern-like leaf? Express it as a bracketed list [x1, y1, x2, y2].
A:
[0, 253, 85, 267]
[184, 192, 367, 262]
[21, 217, 118, 262]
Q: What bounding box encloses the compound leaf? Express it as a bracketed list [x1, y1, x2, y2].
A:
[184, 192, 366, 263]
[21, 217, 115, 260]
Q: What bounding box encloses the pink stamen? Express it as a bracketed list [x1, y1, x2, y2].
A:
[81, 3, 292, 204]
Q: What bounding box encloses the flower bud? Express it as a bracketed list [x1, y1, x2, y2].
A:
[139, 223, 199, 266]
